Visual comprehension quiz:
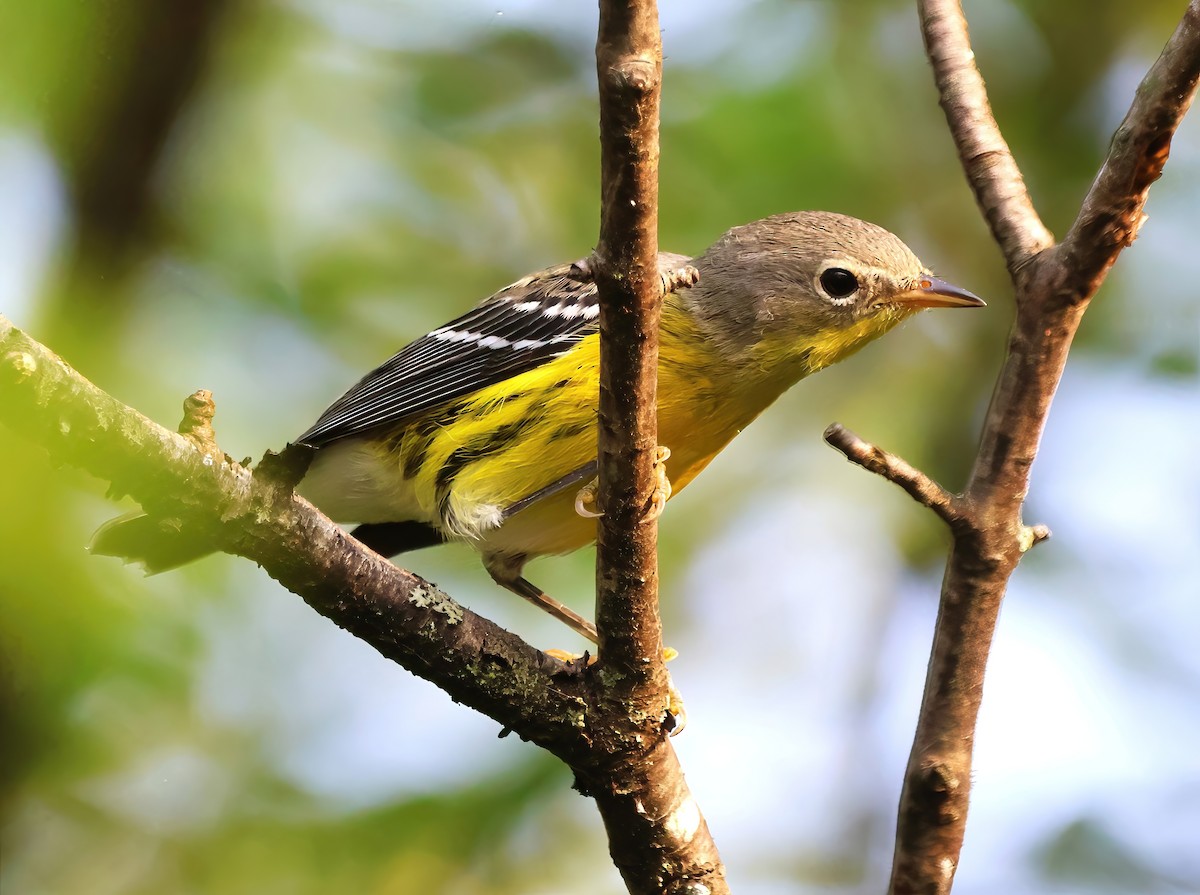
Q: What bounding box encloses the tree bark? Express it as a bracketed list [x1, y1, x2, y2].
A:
[587, 1, 729, 891]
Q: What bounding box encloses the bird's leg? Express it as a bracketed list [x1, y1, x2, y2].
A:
[485, 555, 599, 644]
[508, 576, 600, 644]
[484, 554, 686, 734]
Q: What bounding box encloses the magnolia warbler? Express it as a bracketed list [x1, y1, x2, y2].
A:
[93, 211, 983, 641]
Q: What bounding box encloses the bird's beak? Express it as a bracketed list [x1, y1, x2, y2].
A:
[896, 276, 986, 309]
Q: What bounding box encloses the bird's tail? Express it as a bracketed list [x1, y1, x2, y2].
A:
[90, 515, 445, 573]
[89, 513, 216, 573]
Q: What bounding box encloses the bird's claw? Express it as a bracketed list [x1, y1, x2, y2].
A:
[574, 479, 603, 518]
[544, 648, 597, 665]
[643, 446, 672, 524]
[660, 263, 701, 295]
[661, 647, 687, 735]
[666, 681, 687, 736]
[574, 446, 670, 522]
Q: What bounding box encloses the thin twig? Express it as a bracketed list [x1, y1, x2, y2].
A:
[824, 424, 968, 531]
[1059, 1, 1200, 299]
[918, 0, 1054, 272]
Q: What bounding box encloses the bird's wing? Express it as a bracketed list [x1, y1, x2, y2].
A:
[297, 260, 598, 447]
[297, 253, 694, 447]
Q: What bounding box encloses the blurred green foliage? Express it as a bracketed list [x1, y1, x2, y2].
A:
[2, 1, 1197, 893]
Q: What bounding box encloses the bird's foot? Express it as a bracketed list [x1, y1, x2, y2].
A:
[660, 262, 701, 295]
[543, 645, 677, 664]
[573, 445, 670, 522]
[544, 647, 596, 665]
[574, 478, 602, 518]
[665, 678, 687, 736]
[643, 446, 672, 523]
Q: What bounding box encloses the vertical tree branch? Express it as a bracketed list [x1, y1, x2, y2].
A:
[592, 0, 668, 682]
[587, 2, 728, 892]
[64, 0, 233, 276]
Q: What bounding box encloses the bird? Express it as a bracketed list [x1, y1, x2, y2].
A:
[92, 211, 983, 643]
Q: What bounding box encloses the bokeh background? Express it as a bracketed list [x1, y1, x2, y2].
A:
[2, 1, 1198, 893]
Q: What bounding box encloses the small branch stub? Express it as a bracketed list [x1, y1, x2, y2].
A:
[823, 423, 967, 532]
[6, 350, 38, 380]
[1019, 523, 1052, 552]
[179, 388, 219, 457]
[611, 57, 658, 93]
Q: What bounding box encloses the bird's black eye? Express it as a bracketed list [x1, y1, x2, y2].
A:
[819, 267, 859, 299]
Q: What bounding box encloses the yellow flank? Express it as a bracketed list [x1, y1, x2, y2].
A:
[372, 294, 910, 561]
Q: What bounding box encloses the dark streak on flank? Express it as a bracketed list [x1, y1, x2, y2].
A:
[397, 401, 467, 480]
[548, 419, 594, 441]
[435, 420, 529, 520]
[477, 390, 529, 409]
[401, 431, 434, 481]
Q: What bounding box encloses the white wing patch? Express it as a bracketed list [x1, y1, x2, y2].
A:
[295, 252, 693, 448]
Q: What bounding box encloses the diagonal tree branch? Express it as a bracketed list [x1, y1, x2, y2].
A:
[1058, 2, 1200, 298]
[832, 3, 1200, 894]
[4, 310, 735, 895]
[0, 314, 592, 758]
[3, 1, 728, 889]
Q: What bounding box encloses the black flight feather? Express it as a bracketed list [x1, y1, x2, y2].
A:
[296, 260, 602, 447]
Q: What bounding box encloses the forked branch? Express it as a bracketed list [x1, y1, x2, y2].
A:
[836, 3, 1200, 894]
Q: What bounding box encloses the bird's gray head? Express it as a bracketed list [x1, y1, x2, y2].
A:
[685, 211, 982, 362]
